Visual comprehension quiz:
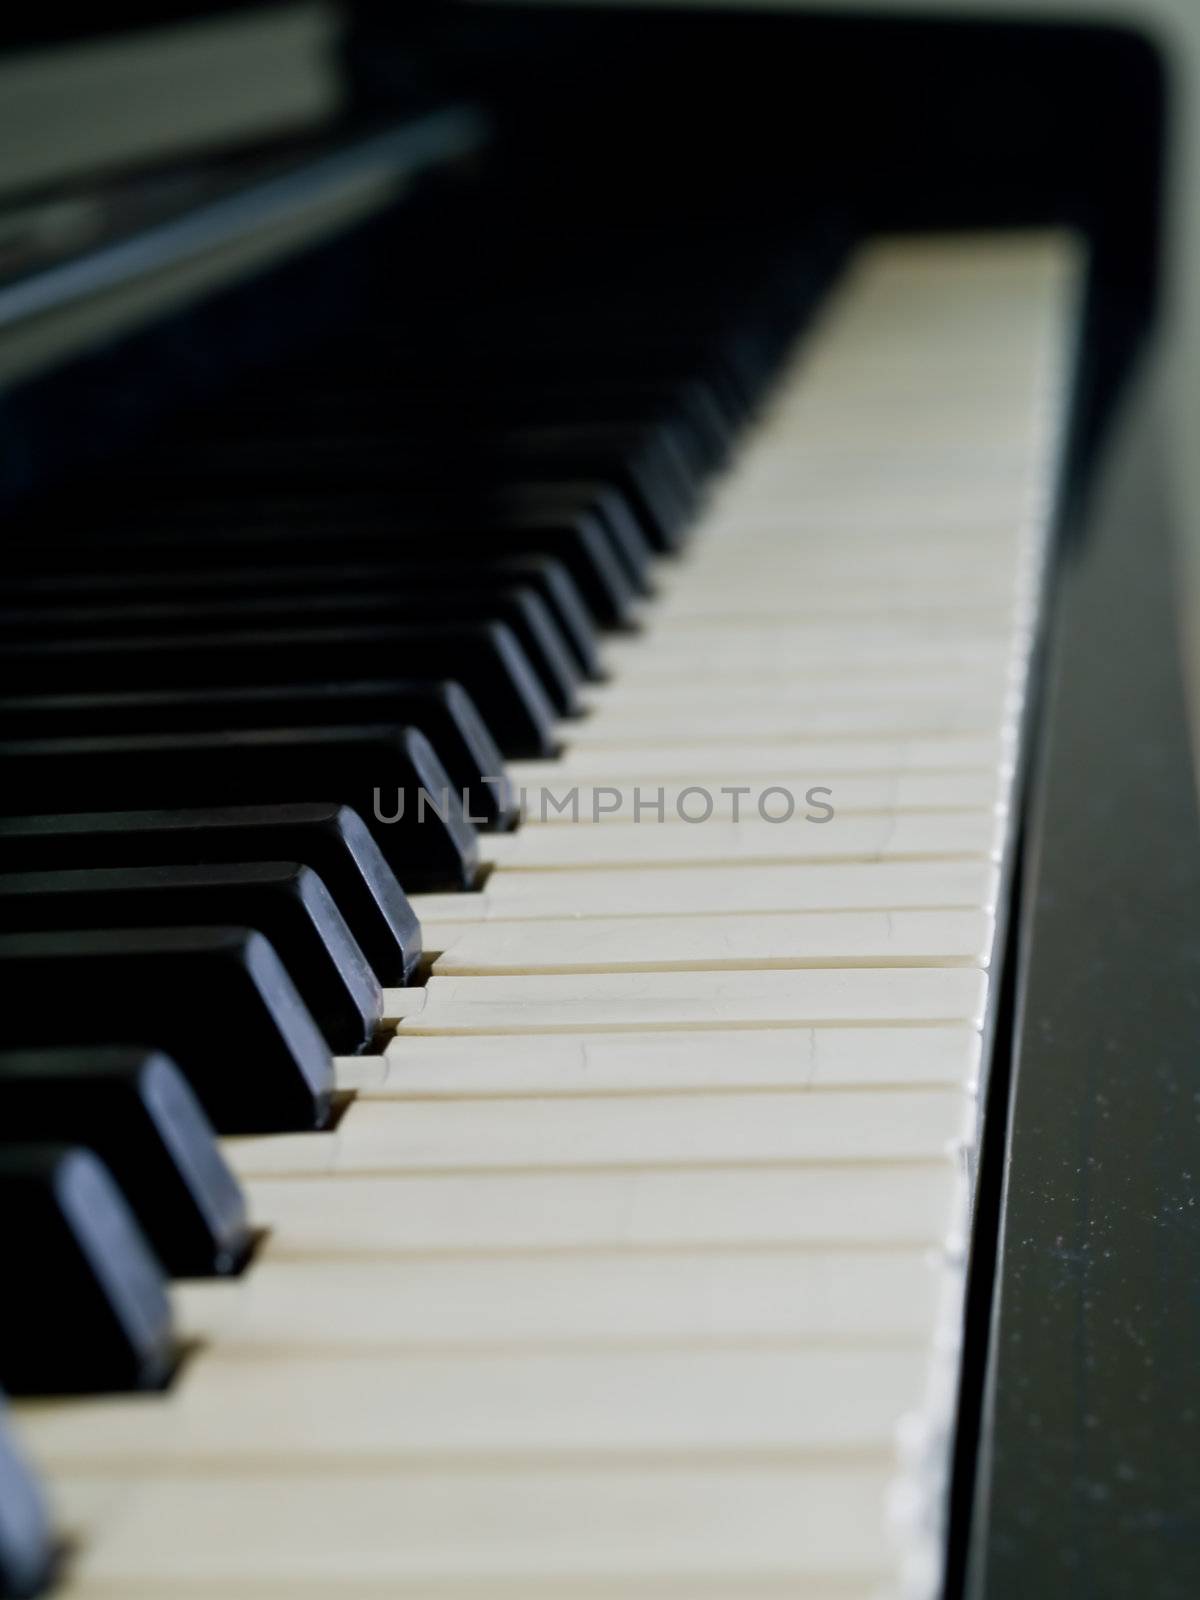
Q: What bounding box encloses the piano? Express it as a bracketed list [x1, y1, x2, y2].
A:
[0, 4, 1196, 1597]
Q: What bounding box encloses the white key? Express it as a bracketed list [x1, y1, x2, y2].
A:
[391, 967, 988, 1033]
[567, 702, 1012, 744]
[479, 813, 1006, 871]
[173, 1247, 943, 1348]
[512, 773, 1006, 824]
[413, 861, 1000, 926]
[579, 678, 1016, 712]
[53, 1465, 896, 1594]
[426, 908, 993, 975]
[369, 1024, 979, 1095]
[649, 584, 1035, 619]
[247, 1163, 964, 1255]
[645, 612, 1026, 643]
[514, 737, 1010, 779]
[598, 636, 1020, 682]
[19, 1345, 933, 1466]
[225, 1087, 973, 1177]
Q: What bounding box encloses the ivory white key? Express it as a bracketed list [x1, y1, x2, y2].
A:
[642, 612, 1027, 642]
[225, 1087, 973, 1177]
[479, 813, 1006, 871]
[700, 483, 1036, 521]
[413, 863, 1000, 929]
[656, 543, 1036, 577]
[364, 1022, 980, 1095]
[19, 1345, 932, 1466]
[511, 773, 1005, 823]
[424, 908, 993, 975]
[596, 640, 1021, 683]
[567, 701, 1012, 744]
[651, 564, 1034, 596]
[389, 967, 987, 1033]
[52, 1465, 897, 1596]
[646, 590, 1029, 623]
[247, 1163, 965, 1255]
[514, 736, 1011, 779]
[172, 1247, 944, 1348]
[577, 677, 1016, 711]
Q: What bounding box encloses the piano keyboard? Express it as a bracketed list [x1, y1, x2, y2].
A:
[0, 230, 1079, 1598]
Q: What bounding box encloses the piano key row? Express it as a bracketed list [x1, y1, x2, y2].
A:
[0, 229, 1078, 1597]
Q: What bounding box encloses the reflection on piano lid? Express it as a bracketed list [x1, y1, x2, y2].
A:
[0, 7, 1198, 1600]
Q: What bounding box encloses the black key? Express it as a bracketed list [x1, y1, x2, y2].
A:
[0, 726, 478, 892]
[2, 506, 637, 631]
[0, 1395, 53, 1597]
[0, 586, 583, 717]
[141, 421, 687, 551]
[0, 1047, 251, 1278]
[252, 374, 730, 473]
[494, 428, 697, 552]
[0, 862, 381, 1054]
[365, 327, 753, 429]
[0, 623, 557, 760]
[0, 681, 516, 832]
[0, 927, 333, 1133]
[501, 556, 603, 676]
[0, 555, 603, 681]
[0, 804, 420, 985]
[494, 482, 655, 589]
[0, 1144, 174, 1393]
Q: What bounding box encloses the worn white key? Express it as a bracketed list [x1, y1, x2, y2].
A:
[479, 813, 1006, 872]
[579, 677, 1015, 712]
[19, 1345, 932, 1467]
[512, 773, 1005, 824]
[413, 862, 1000, 929]
[225, 1087, 972, 1178]
[644, 536, 1028, 567]
[515, 737, 1010, 780]
[598, 634, 1021, 680]
[174, 1247, 943, 1349]
[646, 610, 1026, 642]
[52, 1465, 896, 1594]
[647, 589, 1027, 625]
[368, 1024, 979, 1096]
[425, 908, 993, 976]
[568, 701, 1012, 744]
[247, 1163, 964, 1255]
[391, 967, 987, 1034]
